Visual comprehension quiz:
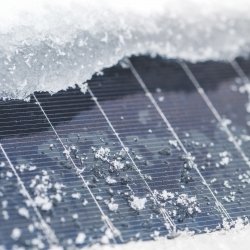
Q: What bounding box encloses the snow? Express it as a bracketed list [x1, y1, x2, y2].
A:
[106, 198, 119, 212]
[94, 147, 110, 161]
[1, 0, 250, 99]
[176, 194, 201, 215]
[159, 190, 175, 201]
[111, 160, 124, 170]
[129, 196, 147, 211]
[11, 228, 22, 241]
[75, 232, 86, 245]
[18, 207, 30, 219]
[219, 151, 232, 166]
[106, 176, 117, 184]
[87, 224, 250, 250]
[71, 192, 81, 199]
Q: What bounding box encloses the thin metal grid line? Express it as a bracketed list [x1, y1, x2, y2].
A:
[127, 58, 232, 221]
[87, 87, 177, 234]
[0, 143, 60, 247]
[179, 60, 250, 171]
[32, 93, 121, 244]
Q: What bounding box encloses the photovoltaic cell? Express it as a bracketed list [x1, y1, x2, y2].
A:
[0, 56, 250, 249]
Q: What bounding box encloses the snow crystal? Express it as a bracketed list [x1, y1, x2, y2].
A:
[75, 232, 86, 245]
[71, 192, 81, 199]
[34, 196, 53, 211]
[219, 151, 232, 166]
[72, 213, 79, 220]
[11, 228, 22, 241]
[1, 0, 250, 99]
[2, 210, 9, 220]
[105, 176, 117, 184]
[155, 189, 175, 201]
[129, 195, 147, 211]
[106, 198, 119, 212]
[100, 229, 114, 245]
[111, 160, 124, 170]
[119, 148, 129, 157]
[176, 194, 201, 215]
[169, 140, 180, 150]
[18, 207, 30, 219]
[94, 147, 110, 161]
[161, 190, 175, 201]
[29, 171, 65, 211]
[82, 199, 88, 206]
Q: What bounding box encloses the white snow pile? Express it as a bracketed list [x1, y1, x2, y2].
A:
[87, 223, 250, 250]
[1, 0, 250, 99]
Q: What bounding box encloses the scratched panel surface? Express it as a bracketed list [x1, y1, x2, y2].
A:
[0, 56, 250, 249]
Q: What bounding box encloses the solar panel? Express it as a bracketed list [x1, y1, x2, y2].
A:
[0, 56, 250, 249]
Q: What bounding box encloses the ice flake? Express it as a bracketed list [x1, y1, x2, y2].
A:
[106, 198, 119, 212]
[161, 190, 175, 201]
[129, 195, 147, 211]
[79, 83, 88, 94]
[176, 194, 201, 215]
[158, 96, 164, 102]
[182, 153, 196, 169]
[11, 228, 22, 241]
[219, 151, 232, 166]
[111, 159, 124, 170]
[106, 176, 117, 184]
[239, 171, 250, 184]
[72, 213, 79, 220]
[18, 207, 30, 219]
[119, 147, 129, 157]
[169, 140, 180, 150]
[75, 232, 86, 245]
[29, 171, 65, 212]
[82, 199, 88, 206]
[6, 171, 13, 178]
[100, 228, 114, 245]
[2, 210, 9, 220]
[63, 148, 71, 159]
[224, 180, 232, 189]
[34, 196, 53, 211]
[72, 192, 81, 199]
[94, 147, 110, 161]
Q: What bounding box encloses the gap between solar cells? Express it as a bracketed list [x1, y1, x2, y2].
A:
[87, 87, 177, 236]
[0, 143, 60, 247]
[32, 94, 122, 244]
[126, 58, 232, 222]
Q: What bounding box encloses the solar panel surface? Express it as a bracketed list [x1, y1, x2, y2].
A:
[0, 56, 250, 249]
